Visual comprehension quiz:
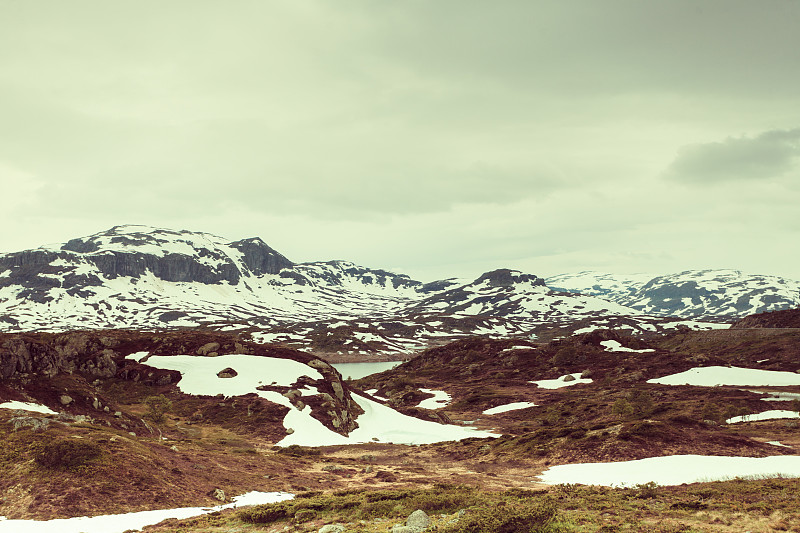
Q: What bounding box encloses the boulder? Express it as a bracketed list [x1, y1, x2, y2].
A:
[197, 342, 221, 356]
[318, 525, 346, 533]
[10, 417, 50, 432]
[217, 367, 238, 378]
[208, 488, 226, 502]
[406, 509, 431, 530]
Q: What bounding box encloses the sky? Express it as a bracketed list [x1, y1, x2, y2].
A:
[1, 1, 799, 282]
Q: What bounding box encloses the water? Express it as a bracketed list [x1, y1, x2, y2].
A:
[332, 361, 401, 380]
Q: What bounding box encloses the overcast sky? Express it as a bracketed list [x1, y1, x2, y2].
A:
[2, 1, 799, 282]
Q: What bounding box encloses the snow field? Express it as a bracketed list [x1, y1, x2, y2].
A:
[725, 410, 800, 424]
[648, 367, 800, 387]
[0, 491, 293, 533]
[537, 455, 800, 487]
[135, 354, 494, 447]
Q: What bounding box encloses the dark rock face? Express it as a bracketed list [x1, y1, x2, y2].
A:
[228, 238, 293, 275]
[0, 227, 295, 294]
[474, 269, 546, 288]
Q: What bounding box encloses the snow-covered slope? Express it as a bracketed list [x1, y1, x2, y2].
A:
[547, 269, 800, 319]
[620, 270, 800, 318]
[546, 271, 654, 298]
[1, 227, 797, 357]
[409, 269, 640, 321]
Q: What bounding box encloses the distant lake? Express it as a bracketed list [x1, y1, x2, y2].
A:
[332, 361, 401, 380]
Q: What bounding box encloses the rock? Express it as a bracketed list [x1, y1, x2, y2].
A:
[217, 367, 238, 378]
[208, 488, 226, 502]
[10, 417, 50, 432]
[406, 509, 431, 530]
[59, 394, 73, 405]
[331, 381, 345, 401]
[563, 374, 576, 382]
[197, 342, 221, 356]
[92, 398, 102, 410]
[318, 525, 346, 533]
[308, 359, 333, 371]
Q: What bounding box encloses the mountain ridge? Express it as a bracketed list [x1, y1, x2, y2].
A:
[2, 226, 798, 358]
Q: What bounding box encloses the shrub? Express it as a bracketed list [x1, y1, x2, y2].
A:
[275, 444, 321, 457]
[611, 397, 634, 418]
[34, 439, 102, 469]
[444, 500, 561, 533]
[293, 509, 316, 522]
[143, 394, 172, 423]
[633, 481, 660, 499]
[551, 346, 580, 367]
[238, 502, 291, 524]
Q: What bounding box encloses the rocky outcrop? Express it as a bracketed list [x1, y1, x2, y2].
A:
[0, 330, 367, 438]
[731, 308, 800, 329]
[0, 333, 119, 379]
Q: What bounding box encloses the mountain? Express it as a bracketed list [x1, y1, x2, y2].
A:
[2, 226, 798, 359]
[547, 269, 800, 320]
[0, 226, 650, 357]
[546, 271, 654, 298]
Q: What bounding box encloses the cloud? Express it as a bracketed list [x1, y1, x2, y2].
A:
[664, 129, 800, 184]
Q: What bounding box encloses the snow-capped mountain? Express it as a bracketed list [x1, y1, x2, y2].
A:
[621, 270, 800, 318]
[547, 269, 800, 319]
[546, 271, 655, 298]
[1, 226, 797, 358]
[0, 226, 653, 356]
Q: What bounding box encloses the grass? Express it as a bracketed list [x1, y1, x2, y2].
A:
[137, 476, 800, 532]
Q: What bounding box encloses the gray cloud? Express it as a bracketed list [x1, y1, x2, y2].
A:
[2, 1, 800, 280]
[664, 129, 800, 184]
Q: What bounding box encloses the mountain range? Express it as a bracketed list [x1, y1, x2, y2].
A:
[2, 225, 799, 359]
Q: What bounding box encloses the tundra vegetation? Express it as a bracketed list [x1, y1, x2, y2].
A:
[2, 327, 800, 531]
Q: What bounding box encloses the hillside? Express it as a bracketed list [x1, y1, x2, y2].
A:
[3, 325, 800, 531]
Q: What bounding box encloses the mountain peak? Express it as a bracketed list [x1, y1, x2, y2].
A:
[473, 269, 545, 288]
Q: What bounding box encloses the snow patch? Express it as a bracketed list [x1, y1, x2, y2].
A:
[417, 388, 451, 409]
[537, 455, 800, 487]
[600, 340, 654, 353]
[483, 401, 537, 415]
[0, 401, 58, 415]
[530, 373, 592, 390]
[648, 367, 800, 387]
[0, 491, 293, 533]
[726, 410, 800, 424]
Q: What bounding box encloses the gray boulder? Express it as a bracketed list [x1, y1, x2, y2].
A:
[392, 509, 431, 532]
[319, 525, 346, 533]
